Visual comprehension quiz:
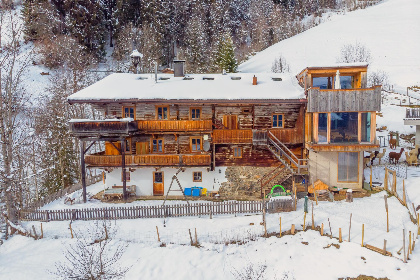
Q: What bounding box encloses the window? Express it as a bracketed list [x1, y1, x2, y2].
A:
[272, 114, 284, 128]
[340, 76, 354, 89]
[156, 106, 169, 120]
[193, 171, 202, 182]
[233, 147, 242, 158]
[338, 152, 359, 182]
[312, 77, 333, 89]
[152, 139, 164, 153]
[361, 112, 371, 142]
[125, 139, 131, 153]
[330, 112, 358, 143]
[123, 107, 135, 119]
[190, 108, 201, 120]
[191, 137, 202, 152]
[154, 172, 163, 183]
[318, 113, 328, 143]
[121, 171, 130, 182]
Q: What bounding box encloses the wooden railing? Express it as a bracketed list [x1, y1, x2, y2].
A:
[405, 108, 420, 119]
[69, 120, 138, 135]
[85, 154, 211, 167]
[269, 128, 303, 144]
[20, 200, 294, 222]
[138, 120, 212, 131]
[182, 154, 211, 166]
[213, 129, 253, 144]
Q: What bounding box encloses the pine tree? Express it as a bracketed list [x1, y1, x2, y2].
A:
[214, 32, 238, 73]
[22, 0, 59, 41]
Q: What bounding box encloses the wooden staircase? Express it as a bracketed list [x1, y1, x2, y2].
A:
[254, 131, 308, 198]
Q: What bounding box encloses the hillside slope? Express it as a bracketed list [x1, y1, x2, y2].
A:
[239, 0, 420, 90]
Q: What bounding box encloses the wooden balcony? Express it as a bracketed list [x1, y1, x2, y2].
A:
[212, 129, 253, 144]
[69, 120, 138, 136]
[269, 128, 303, 144]
[85, 154, 211, 167]
[404, 108, 420, 125]
[137, 120, 212, 132]
[307, 85, 381, 113]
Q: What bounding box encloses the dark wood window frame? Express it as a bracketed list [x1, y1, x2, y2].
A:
[193, 171, 202, 182]
[272, 113, 284, 128]
[190, 137, 203, 152]
[190, 107, 201, 120]
[156, 106, 169, 120]
[151, 138, 164, 153]
[233, 147, 242, 158]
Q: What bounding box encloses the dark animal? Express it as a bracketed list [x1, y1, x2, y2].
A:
[389, 138, 397, 150]
[389, 148, 404, 164]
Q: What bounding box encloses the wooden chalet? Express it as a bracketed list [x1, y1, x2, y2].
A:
[68, 62, 381, 201]
[68, 69, 308, 200]
[297, 63, 381, 189]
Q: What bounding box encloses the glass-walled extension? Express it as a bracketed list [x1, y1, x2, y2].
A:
[312, 112, 376, 145]
[330, 112, 358, 143]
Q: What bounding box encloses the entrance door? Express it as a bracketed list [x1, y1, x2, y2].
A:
[153, 171, 164, 196]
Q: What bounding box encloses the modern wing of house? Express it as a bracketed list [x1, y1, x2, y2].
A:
[68, 62, 381, 200]
[297, 63, 381, 189]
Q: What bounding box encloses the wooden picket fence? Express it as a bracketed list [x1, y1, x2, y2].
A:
[24, 174, 103, 211]
[19, 199, 294, 222]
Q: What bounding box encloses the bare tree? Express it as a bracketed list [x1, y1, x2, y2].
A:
[337, 42, 372, 64]
[271, 54, 291, 73]
[53, 220, 131, 280]
[0, 9, 33, 223]
[368, 70, 390, 90]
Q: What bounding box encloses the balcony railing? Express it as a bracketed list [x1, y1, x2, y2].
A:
[307, 86, 381, 113]
[137, 120, 212, 132]
[69, 119, 138, 136]
[213, 129, 253, 144]
[405, 108, 420, 119]
[85, 154, 211, 167]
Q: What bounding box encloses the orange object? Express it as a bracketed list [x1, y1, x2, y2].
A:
[308, 179, 329, 194]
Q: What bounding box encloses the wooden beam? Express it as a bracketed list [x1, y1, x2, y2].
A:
[121, 139, 127, 201]
[84, 141, 97, 155]
[110, 141, 122, 155]
[80, 141, 87, 203]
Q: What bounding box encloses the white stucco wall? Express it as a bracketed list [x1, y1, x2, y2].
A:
[104, 167, 228, 196]
[308, 150, 364, 189]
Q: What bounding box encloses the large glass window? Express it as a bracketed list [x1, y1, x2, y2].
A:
[340, 76, 353, 89]
[338, 152, 359, 182]
[312, 77, 333, 89]
[361, 112, 371, 142]
[318, 113, 328, 143]
[330, 112, 358, 143]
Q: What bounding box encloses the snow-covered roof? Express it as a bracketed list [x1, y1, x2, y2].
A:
[67, 73, 305, 103]
[303, 62, 369, 70]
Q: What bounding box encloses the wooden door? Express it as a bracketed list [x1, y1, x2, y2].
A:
[153, 172, 164, 196]
[136, 142, 150, 155]
[223, 115, 238, 129]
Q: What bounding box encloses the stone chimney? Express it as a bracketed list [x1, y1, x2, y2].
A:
[252, 75, 257, 85]
[173, 60, 186, 77]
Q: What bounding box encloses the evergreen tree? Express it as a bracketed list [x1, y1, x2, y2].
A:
[184, 12, 208, 73]
[22, 0, 60, 41]
[214, 32, 237, 73]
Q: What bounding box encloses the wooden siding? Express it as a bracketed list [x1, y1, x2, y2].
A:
[137, 120, 212, 131]
[306, 143, 379, 152]
[85, 154, 210, 167]
[269, 128, 303, 144]
[307, 86, 381, 112]
[213, 129, 253, 144]
[215, 145, 283, 167]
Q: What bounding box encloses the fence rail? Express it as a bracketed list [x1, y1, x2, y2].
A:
[19, 199, 294, 222]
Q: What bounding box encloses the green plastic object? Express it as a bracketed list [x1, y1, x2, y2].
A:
[266, 185, 287, 198]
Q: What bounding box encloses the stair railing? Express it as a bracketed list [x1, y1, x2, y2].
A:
[268, 131, 308, 174]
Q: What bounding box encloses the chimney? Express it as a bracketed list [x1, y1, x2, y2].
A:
[252, 75, 257, 85]
[173, 60, 185, 77]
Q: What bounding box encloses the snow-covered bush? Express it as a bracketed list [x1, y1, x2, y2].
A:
[271, 55, 290, 73]
[337, 42, 372, 64]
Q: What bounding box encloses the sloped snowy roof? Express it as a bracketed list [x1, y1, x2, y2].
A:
[67, 73, 305, 103]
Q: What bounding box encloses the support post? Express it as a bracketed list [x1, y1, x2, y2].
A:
[279, 217, 282, 237]
[403, 229, 407, 263]
[348, 213, 352, 242]
[361, 224, 364, 247]
[384, 195, 389, 232]
[80, 140, 87, 203]
[121, 139, 127, 201]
